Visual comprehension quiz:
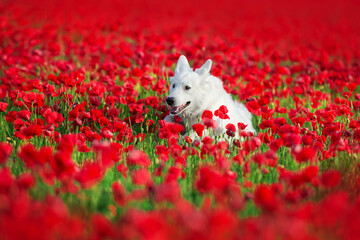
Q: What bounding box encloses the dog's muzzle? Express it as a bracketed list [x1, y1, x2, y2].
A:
[168, 101, 191, 115]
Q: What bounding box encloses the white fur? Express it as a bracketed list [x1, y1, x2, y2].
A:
[165, 55, 256, 141]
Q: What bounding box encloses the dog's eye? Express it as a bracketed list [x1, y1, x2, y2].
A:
[185, 86, 191, 90]
[173, 84, 175, 88]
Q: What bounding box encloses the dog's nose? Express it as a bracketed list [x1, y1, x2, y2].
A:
[166, 97, 175, 106]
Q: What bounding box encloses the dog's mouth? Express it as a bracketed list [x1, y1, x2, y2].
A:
[169, 101, 191, 115]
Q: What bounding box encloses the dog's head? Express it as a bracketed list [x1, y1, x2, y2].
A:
[166, 55, 212, 116]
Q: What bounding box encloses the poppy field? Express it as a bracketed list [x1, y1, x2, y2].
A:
[1, 0, 360, 239]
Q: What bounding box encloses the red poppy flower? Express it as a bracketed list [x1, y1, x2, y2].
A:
[165, 166, 182, 183]
[158, 121, 184, 139]
[293, 146, 317, 163]
[245, 100, 261, 116]
[131, 168, 153, 186]
[50, 151, 76, 178]
[0, 142, 12, 165]
[126, 150, 151, 167]
[75, 161, 103, 189]
[112, 181, 126, 206]
[226, 123, 236, 137]
[173, 115, 182, 123]
[254, 184, 278, 212]
[202, 110, 213, 121]
[17, 172, 36, 190]
[155, 145, 169, 161]
[154, 182, 180, 203]
[321, 170, 341, 188]
[214, 105, 230, 119]
[237, 122, 247, 130]
[192, 123, 205, 137]
[0, 102, 7, 112]
[17, 110, 31, 121]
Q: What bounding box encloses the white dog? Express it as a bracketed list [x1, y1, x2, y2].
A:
[164, 55, 256, 141]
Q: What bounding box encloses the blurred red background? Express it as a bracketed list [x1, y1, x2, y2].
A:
[2, 0, 359, 29]
[1, 0, 359, 56]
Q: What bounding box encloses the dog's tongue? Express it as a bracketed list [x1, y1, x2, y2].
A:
[169, 102, 187, 114]
[169, 106, 181, 113]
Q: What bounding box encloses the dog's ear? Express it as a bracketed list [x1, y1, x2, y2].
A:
[175, 55, 191, 75]
[195, 59, 212, 75]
